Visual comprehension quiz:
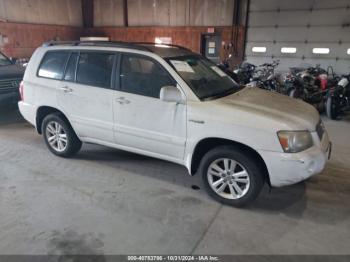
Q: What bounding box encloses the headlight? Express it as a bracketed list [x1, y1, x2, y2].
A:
[277, 131, 313, 153]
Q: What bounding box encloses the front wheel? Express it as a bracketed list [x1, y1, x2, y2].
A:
[199, 146, 265, 207]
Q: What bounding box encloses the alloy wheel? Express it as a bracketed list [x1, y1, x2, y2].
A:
[46, 121, 68, 152]
[207, 158, 250, 199]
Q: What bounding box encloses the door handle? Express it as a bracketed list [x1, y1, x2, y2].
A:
[116, 96, 130, 105]
[60, 86, 73, 93]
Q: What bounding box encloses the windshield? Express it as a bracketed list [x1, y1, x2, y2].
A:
[166, 55, 240, 100]
[0, 52, 12, 66]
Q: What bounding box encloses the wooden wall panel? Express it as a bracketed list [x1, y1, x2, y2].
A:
[0, 0, 82, 26]
[84, 25, 245, 62]
[0, 22, 245, 64]
[0, 22, 81, 58]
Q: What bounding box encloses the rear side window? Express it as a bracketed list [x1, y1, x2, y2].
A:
[64, 53, 78, 81]
[76, 52, 114, 88]
[38, 51, 69, 79]
[120, 54, 174, 98]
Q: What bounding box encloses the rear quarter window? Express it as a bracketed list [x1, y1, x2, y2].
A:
[76, 52, 115, 88]
[38, 51, 70, 80]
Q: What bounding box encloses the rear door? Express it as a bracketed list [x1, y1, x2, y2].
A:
[57, 51, 116, 143]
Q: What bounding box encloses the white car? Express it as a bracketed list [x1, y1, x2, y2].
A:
[18, 42, 331, 207]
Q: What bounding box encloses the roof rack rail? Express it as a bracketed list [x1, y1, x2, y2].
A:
[132, 42, 191, 51]
[42, 41, 153, 52]
[42, 41, 80, 47]
[42, 41, 190, 52]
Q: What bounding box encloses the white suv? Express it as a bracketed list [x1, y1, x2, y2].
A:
[19, 41, 331, 207]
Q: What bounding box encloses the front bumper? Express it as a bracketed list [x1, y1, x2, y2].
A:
[258, 131, 331, 187]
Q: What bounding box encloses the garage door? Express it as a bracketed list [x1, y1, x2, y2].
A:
[244, 0, 350, 74]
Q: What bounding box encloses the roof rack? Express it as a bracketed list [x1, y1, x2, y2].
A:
[42, 41, 189, 52]
[42, 41, 153, 52]
[131, 42, 191, 51]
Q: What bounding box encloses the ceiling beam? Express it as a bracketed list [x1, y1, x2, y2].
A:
[82, 0, 94, 28]
[123, 0, 128, 27]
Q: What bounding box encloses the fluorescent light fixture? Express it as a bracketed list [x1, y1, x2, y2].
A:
[80, 36, 109, 41]
[312, 48, 330, 54]
[347, 48, 350, 55]
[155, 37, 163, 44]
[155, 37, 172, 45]
[281, 47, 297, 53]
[252, 46, 266, 53]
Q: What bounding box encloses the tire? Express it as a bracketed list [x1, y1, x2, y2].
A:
[326, 96, 339, 120]
[289, 88, 298, 98]
[199, 146, 265, 207]
[42, 113, 82, 157]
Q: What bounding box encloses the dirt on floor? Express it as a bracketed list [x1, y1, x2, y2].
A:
[0, 106, 349, 256]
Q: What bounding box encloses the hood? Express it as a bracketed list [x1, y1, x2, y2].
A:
[211, 87, 319, 131]
[0, 64, 25, 79]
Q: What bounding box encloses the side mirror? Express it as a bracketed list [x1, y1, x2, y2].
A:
[160, 85, 184, 103]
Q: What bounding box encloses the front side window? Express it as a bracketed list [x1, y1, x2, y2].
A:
[38, 51, 69, 79]
[76, 52, 114, 88]
[166, 55, 239, 100]
[0, 52, 12, 66]
[120, 54, 174, 98]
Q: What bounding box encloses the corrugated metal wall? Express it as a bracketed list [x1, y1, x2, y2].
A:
[94, 0, 235, 27]
[244, 0, 350, 74]
[94, 0, 124, 26]
[0, 0, 82, 26]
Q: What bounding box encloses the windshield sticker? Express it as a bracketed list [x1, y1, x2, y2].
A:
[211, 66, 227, 77]
[170, 60, 195, 73]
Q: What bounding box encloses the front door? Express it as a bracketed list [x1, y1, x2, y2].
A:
[113, 53, 187, 160]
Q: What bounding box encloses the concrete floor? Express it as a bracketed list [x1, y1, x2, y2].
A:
[0, 107, 350, 256]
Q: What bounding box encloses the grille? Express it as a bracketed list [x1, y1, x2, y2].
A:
[316, 121, 325, 140]
[0, 78, 21, 92]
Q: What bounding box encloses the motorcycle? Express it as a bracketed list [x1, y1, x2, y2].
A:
[249, 60, 282, 92]
[217, 60, 240, 83]
[286, 65, 333, 112]
[325, 74, 350, 119]
[232, 62, 256, 85]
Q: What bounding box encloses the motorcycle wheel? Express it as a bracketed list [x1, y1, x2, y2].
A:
[326, 96, 339, 120]
[289, 89, 299, 98]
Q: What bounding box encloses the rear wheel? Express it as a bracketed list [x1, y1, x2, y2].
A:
[42, 113, 82, 157]
[326, 96, 339, 120]
[289, 88, 298, 98]
[199, 146, 265, 207]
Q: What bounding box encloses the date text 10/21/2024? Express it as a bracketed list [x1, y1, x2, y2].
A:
[127, 255, 219, 261]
